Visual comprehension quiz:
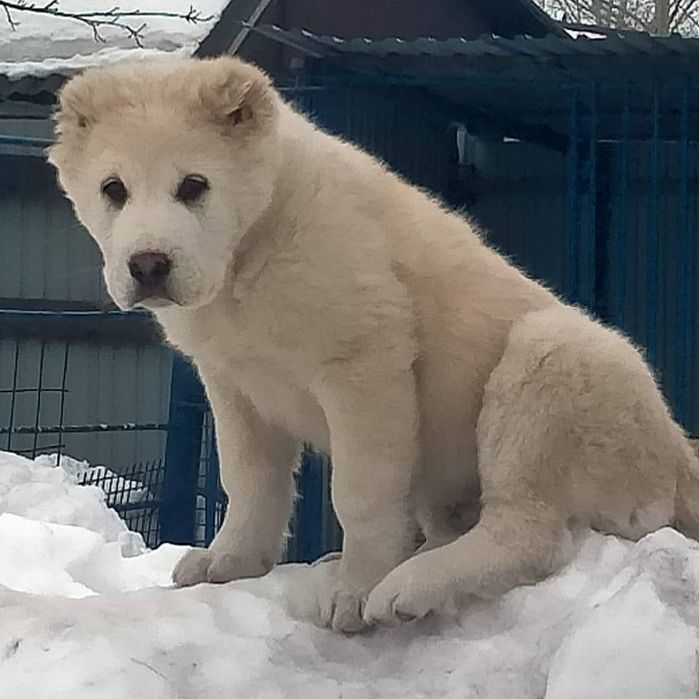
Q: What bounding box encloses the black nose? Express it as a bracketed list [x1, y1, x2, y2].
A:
[128, 252, 171, 288]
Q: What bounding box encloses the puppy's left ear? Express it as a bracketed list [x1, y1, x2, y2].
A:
[198, 58, 278, 133]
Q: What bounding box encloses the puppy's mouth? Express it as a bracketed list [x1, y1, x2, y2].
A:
[129, 287, 180, 310]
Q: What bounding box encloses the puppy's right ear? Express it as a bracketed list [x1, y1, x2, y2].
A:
[53, 76, 96, 136]
[48, 73, 100, 173]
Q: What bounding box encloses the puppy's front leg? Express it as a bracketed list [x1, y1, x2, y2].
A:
[173, 389, 298, 586]
[313, 359, 419, 632]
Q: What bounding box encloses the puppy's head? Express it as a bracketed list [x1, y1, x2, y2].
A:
[49, 56, 281, 310]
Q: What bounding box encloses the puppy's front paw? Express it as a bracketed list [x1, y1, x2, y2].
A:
[172, 548, 271, 587]
[317, 577, 372, 633]
[364, 555, 457, 626]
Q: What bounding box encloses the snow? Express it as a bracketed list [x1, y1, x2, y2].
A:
[0, 46, 193, 81]
[565, 29, 610, 40]
[0, 0, 229, 79]
[1, 448, 699, 698]
[0, 449, 135, 544]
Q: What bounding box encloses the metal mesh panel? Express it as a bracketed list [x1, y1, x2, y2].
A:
[0, 313, 169, 547]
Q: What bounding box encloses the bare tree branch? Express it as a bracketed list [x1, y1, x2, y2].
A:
[681, 4, 699, 28]
[671, 0, 699, 27]
[541, 0, 698, 33]
[2, 2, 18, 30]
[0, 1, 214, 47]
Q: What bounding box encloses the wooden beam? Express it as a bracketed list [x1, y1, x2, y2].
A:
[196, 0, 278, 57]
[0, 102, 54, 119]
[0, 302, 164, 346]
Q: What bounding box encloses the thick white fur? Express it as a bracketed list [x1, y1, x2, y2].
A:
[49, 56, 699, 632]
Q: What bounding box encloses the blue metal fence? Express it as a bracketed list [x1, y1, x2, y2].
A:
[160, 355, 206, 545]
[0, 309, 169, 545]
[562, 80, 698, 432]
[463, 77, 699, 435]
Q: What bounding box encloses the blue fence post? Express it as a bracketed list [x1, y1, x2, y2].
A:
[584, 80, 598, 314]
[160, 353, 206, 545]
[646, 81, 661, 372]
[566, 85, 580, 303]
[203, 427, 222, 546]
[614, 82, 631, 330]
[291, 448, 325, 563]
[675, 78, 691, 429]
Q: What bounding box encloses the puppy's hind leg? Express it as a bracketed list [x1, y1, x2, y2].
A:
[365, 407, 573, 625]
[366, 310, 579, 624]
[364, 499, 570, 624]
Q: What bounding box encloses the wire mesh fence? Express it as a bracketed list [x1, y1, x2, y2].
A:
[77, 458, 165, 548]
[1, 338, 71, 458]
[0, 316, 341, 561]
[194, 407, 225, 548]
[0, 310, 169, 548]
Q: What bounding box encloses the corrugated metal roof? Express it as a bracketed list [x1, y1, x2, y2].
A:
[196, 0, 566, 58]
[6, 23, 699, 106]
[251, 24, 699, 60]
[245, 24, 699, 147]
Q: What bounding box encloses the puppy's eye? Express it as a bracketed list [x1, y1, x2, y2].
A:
[176, 175, 209, 204]
[101, 178, 128, 208]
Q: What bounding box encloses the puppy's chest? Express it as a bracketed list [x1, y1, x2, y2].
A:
[236, 362, 330, 449]
[166, 316, 329, 448]
[212, 354, 329, 449]
[166, 290, 311, 360]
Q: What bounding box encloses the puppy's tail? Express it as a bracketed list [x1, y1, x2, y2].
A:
[675, 438, 699, 540]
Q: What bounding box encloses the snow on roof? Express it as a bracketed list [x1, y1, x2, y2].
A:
[565, 28, 609, 40]
[0, 46, 194, 81]
[0, 0, 229, 80]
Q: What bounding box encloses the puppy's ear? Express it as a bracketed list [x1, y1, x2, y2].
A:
[48, 72, 101, 172]
[197, 58, 278, 133]
[53, 76, 96, 136]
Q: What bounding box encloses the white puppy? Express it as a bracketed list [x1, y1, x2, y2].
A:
[49, 56, 699, 632]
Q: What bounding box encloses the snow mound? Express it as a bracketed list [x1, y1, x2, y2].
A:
[0, 450, 136, 544]
[1, 448, 698, 697]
